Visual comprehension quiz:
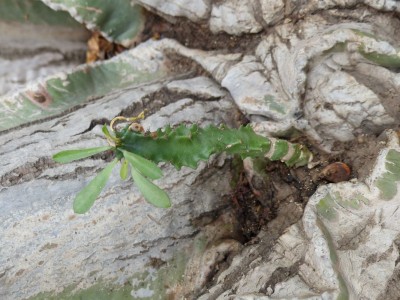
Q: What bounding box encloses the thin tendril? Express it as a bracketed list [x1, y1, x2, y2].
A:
[110, 110, 147, 132]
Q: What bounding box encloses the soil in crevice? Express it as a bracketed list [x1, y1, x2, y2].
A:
[139, 11, 262, 53]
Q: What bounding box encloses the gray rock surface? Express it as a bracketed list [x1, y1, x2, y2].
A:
[198, 131, 400, 300]
[151, 26, 397, 149]
[0, 20, 88, 96]
[209, 0, 263, 34]
[134, 0, 400, 35]
[137, 0, 211, 21]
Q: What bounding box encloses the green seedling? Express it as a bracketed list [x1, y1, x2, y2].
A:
[53, 112, 313, 214]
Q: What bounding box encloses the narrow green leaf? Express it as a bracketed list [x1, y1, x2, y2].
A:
[120, 159, 129, 180]
[102, 125, 119, 142]
[122, 150, 163, 180]
[73, 158, 118, 214]
[53, 146, 112, 163]
[102, 124, 111, 137]
[131, 167, 171, 208]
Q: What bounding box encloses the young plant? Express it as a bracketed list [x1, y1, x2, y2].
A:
[53, 113, 313, 214]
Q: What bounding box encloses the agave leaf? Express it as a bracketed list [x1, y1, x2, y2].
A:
[122, 150, 163, 180]
[120, 159, 129, 180]
[0, 42, 169, 133]
[73, 158, 118, 214]
[0, 0, 81, 26]
[40, 0, 145, 47]
[131, 167, 171, 208]
[53, 146, 113, 163]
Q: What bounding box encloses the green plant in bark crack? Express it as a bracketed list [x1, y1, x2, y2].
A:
[53, 112, 313, 214]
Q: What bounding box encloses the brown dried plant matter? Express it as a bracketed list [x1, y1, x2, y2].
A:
[86, 32, 126, 63]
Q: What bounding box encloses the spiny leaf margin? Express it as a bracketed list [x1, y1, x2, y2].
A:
[116, 124, 312, 169]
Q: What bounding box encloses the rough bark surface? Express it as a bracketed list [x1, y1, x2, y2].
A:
[0, 71, 238, 299]
[4, 1, 400, 299]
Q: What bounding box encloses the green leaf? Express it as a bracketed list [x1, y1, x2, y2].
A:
[131, 167, 171, 208]
[0, 0, 81, 26]
[40, 0, 146, 46]
[102, 125, 118, 142]
[118, 124, 313, 168]
[120, 159, 129, 180]
[122, 150, 163, 180]
[53, 146, 113, 163]
[0, 46, 168, 133]
[73, 158, 118, 214]
[102, 124, 112, 138]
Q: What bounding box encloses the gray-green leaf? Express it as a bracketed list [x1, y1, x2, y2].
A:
[131, 167, 171, 208]
[53, 146, 112, 163]
[40, 0, 145, 46]
[73, 158, 118, 214]
[122, 150, 163, 180]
